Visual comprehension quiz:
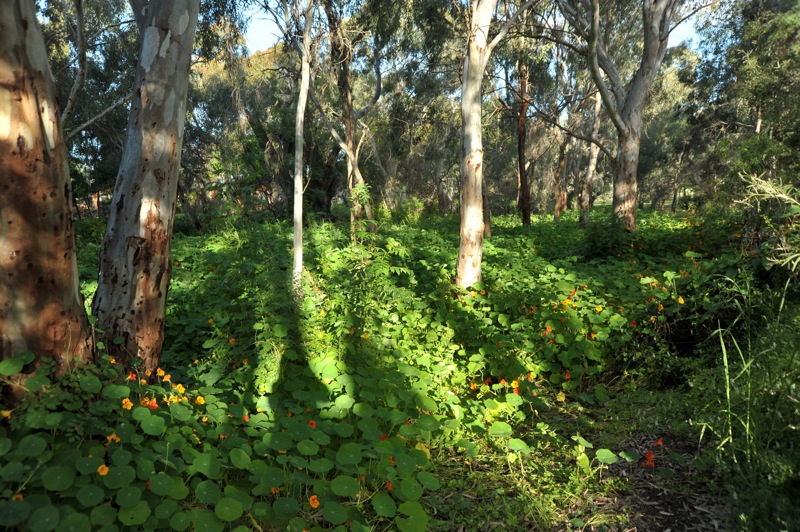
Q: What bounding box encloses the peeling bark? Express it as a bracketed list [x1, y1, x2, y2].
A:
[92, 0, 199, 372]
[0, 0, 94, 398]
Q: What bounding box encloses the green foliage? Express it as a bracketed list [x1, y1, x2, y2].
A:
[4, 207, 796, 529]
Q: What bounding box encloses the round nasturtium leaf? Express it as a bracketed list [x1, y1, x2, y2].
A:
[371, 493, 396, 517]
[335, 443, 362, 465]
[400, 478, 423, 501]
[508, 438, 531, 454]
[141, 415, 166, 436]
[322, 501, 348, 525]
[0, 500, 31, 528]
[229, 448, 251, 470]
[41, 466, 75, 491]
[90, 504, 117, 526]
[103, 465, 136, 490]
[155, 499, 179, 520]
[102, 384, 131, 399]
[149, 472, 175, 496]
[330, 476, 359, 498]
[488, 421, 513, 437]
[115, 485, 143, 508]
[396, 501, 428, 532]
[0, 438, 12, 457]
[193, 454, 223, 480]
[190, 509, 224, 532]
[416, 471, 440, 490]
[76, 484, 106, 507]
[60, 512, 91, 531]
[169, 511, 190, 531]
[195, 480, 222, 505]
[308, 458, 334, 474]
[416, 414, 440, 432]
[296, 440, 319, 456]
[595, 449, 618, 464]
[117, 500, 151, 526]
[19, 435, 48, 457]
[214, 498, 244, 522]
[0, 357, 24, 376]
[169, 402, 192, 422]
[27, 505, 59, 532]
[272, 497, 299, 519]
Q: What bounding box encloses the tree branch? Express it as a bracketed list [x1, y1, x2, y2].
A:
[65, 92, 132, 143]
[60, 0, 86, 128]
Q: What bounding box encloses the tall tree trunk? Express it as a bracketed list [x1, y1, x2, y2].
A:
[670, 145, 685, 213]
[516, 65, 531, 226]
[1, 0, 94, 397]
[292, 0, 314, 297]
[455, 0, 532, 287]
[456, 15, 490, 288]
[553, 137, 568, 223]
[93, 0, 199, 372]
[579, 92, 602, 227]
[612, 130, 639, 231]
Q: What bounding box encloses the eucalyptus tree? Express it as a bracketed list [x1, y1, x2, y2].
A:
[259, 0, 319, 293]
[92, 0, 201, 372]
[456, 0, 535, 288]
[1, 0, 94, 396]
[556, 0, 681, 231]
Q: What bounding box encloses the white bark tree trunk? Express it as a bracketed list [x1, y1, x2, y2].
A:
[0, 0, 94, 395]
[292, 0, 314, 296]
[456, 0, 533, 288]
[93, 0, 199, 372]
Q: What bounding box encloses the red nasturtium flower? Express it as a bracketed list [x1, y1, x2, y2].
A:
[630, 321, 637, 328]
[308, 420, 317, 429]
[643, 449, 655, 468]
[309, 495, 320, 509]
[386, 481, 393, 491]
[243, 415, 250, 423]
[149, 399, 158, 410]
[129, 372, 137, 381]
[654, 437, 664, 446]
[380, 434, 388, 440]
[565, 371, 571, 381]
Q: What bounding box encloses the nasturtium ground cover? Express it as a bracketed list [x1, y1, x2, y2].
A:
[0, 207, 795, 530]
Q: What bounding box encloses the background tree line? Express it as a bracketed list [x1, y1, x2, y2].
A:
[2, 0, 798, 386]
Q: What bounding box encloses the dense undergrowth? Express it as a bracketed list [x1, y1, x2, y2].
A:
[0, 205, 797, 531]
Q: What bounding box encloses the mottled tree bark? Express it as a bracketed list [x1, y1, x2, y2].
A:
[93, 0, 199, 372]
[0, 0, 94, 396]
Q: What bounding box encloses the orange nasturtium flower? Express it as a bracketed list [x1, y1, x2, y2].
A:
[106, 433, 121, 444]
[97, 464, 110, 476]
[121, 398, 133, 410]
[108, 357, 117, 365]
[678, 296, 685, 305]
[162, 374, 171, 383]
[309, 495, 320, 509]
[654, 437, 664, 446]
